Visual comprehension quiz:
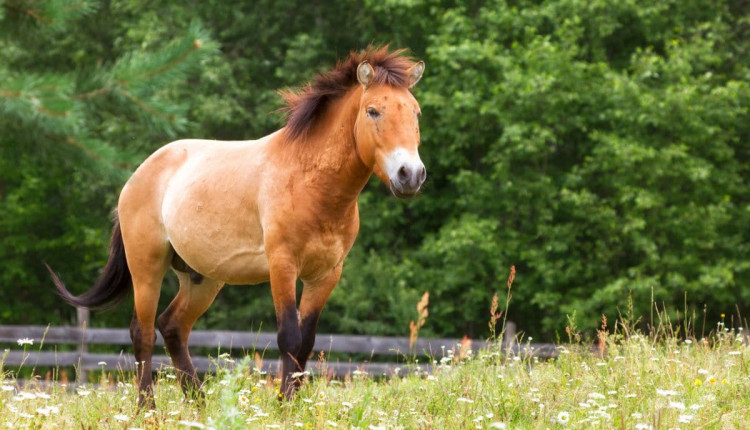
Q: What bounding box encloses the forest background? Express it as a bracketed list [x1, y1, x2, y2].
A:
[1, 0, 748, 341]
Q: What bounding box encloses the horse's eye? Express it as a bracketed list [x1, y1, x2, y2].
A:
[366, 106, 381, 119]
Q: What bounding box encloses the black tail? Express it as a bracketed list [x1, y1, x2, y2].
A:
[47, 217, 132, 310]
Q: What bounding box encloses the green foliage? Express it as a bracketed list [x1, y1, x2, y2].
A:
[1, 0, 748, 339]
[0, 0, 214, 324]
[393, 0, 750, 337]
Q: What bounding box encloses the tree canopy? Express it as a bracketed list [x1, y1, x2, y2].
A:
[2, 0, 748, 340]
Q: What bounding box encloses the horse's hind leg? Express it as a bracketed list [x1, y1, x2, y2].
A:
[157, 271, 223, 399]
[128, 257, 170, 409]
[120, 213, 172, 408]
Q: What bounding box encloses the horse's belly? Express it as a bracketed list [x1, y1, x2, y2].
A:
[169, 228, 270, 285]
[203, 247, 270, 285]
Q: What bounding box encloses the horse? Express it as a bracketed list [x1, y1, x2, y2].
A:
[49, 46, 426, 407]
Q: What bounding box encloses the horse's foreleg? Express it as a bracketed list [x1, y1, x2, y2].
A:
[157, 273, 223, 400]
[297, 264, 342, 372]
[270, 257, 302, 400]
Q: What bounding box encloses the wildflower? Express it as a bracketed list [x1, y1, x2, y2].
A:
[694, 379, 702, 386]
[728, 351, 741, 356]
[656, 389, 678, 396]
[97, 361, 107, 366]
[457, 397, 474, 403]
[1, 385, 14, 392]
[426, 375, 437, 381]
[634, 424, 652, 430]
[708, 377, 717, 384]
[76, 388, 91, 397]
[722, 378, 728, 384]
[588, 392, 606, 400]
[684, 339, 692, 344]
[239, 394, 249, 409]
[489, 423, 506, 429]
[669, 401, 686, 410]
[678, 414, 693, 424]
[698, 368, 709, 375]
[11, 397, 35, 407]
[557, 411, 570, 424]
[326, 420, 338, 427]
[16, 338, 33, 346]
[114, 414, 129, 422]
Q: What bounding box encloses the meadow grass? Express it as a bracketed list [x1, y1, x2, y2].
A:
[0, 318, 748, 429]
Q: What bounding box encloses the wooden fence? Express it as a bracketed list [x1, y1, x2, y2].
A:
[0, 317, 559, 379]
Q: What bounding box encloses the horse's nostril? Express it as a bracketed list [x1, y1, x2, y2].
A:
[398, 166, 409, 182]
[419, 166, 426, 183]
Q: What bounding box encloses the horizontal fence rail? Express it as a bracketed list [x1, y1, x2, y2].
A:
[0, 321, 560, 378]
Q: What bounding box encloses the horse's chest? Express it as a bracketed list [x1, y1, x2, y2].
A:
[297, 225, 355, 282]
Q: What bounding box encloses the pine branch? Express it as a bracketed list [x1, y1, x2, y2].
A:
[2, 0, 96, 31]
[0, 69, 79, 134]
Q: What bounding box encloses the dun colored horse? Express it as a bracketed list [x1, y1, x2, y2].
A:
[50, 46, 426, 407]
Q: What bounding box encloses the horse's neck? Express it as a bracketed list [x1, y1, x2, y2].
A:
[274, 90, 371, 211]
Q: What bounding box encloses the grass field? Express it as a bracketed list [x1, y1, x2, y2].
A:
[1, 315, 748, 429]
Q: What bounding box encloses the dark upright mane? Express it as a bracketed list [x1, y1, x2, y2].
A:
[279, 46, 417, 140]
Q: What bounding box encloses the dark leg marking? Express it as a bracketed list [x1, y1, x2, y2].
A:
[277, 306, 302, 399]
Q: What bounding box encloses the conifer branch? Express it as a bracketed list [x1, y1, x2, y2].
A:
[0, 89, 23, 98]
[74, 86, 110, 100]
[25, 7, 53, 24]
[141, 40, 202, 81]
[117, 88, 176, 121]
[63, 136, 102, 161]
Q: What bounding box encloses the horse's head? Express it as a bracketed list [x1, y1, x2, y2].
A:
[354, 60, 426, 199]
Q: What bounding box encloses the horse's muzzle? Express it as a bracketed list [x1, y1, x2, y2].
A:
[390, 163, 426, 199]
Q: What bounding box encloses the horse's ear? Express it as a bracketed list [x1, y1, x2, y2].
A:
[408, 61, 425, 88]
[357, 61, 374, 88]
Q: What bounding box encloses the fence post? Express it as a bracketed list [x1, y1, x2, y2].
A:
[76, 307, 89, 384]
[502, 321, 516, 352]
